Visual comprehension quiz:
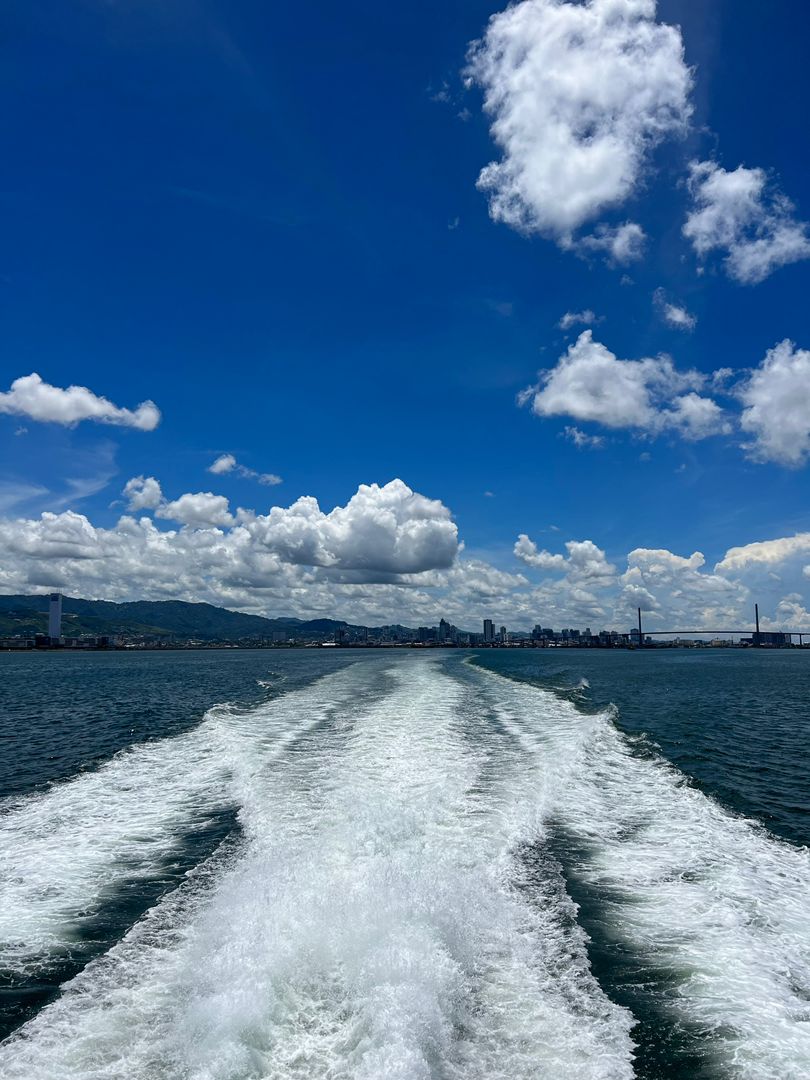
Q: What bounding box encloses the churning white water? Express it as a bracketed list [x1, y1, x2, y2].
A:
[0, 662, 379, 978]
[483, 666, 810, 1080]
[1, 653, 809, 1080]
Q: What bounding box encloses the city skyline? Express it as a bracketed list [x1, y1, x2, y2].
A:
[1, 590, 798, 651]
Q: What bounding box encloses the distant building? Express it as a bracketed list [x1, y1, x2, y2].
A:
[48, 592, 62, 644]
[753, 631, 789, 646]
[499, 625, 507, 643]
[483, 618, 495, 643]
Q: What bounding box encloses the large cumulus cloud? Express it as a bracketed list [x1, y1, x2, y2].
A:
[243, 480, 459, 574]
[0, 480, 462, 625]
[520, 331, 728, 440]
[738, 341, 810, 467]
[467, 0, 692, 247]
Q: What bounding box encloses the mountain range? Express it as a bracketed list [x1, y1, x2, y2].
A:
[0, 594, 394, 642]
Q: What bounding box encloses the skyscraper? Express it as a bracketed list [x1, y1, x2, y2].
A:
[48, 592, 62, 643]
[483, 618, 495, 643]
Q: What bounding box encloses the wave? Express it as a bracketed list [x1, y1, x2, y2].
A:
[0, 656, 635, 1080]
[0, 662, 370, 985]
[3, 653, 809, 1078]
[480, 666, 810, 1079]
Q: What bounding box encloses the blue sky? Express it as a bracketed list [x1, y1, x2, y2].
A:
[2, 0, 810, 631]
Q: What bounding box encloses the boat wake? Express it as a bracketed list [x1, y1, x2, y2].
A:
[0, 654, 808, 1079]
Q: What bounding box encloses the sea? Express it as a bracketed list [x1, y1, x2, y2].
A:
[0, 647, 808, 1079]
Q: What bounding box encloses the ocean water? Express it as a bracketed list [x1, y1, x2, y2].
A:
[0, 648, 808, 1079]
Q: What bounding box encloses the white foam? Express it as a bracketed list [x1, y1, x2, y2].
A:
[0, 662, 366, 980]
[0, 656, 635, 1080]
[481, 668, 810, 1080]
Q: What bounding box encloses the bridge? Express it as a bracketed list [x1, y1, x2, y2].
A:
[636, 605, 805, 645]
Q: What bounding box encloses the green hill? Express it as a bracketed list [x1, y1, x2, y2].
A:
[0, 595, 353, 642]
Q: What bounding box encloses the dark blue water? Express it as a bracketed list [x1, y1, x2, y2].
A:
[0, 649, 351, 800]
[0, 648, 808, 1078]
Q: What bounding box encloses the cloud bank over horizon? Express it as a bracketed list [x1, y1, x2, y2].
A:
[1, 476, 809, 634]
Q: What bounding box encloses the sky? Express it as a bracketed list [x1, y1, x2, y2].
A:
[2, 0, 810, 633]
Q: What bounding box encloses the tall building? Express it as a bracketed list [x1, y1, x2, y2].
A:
[483, 618, 495, 643]
[499, 625, 507, 643]
[48, 592, 62, 643]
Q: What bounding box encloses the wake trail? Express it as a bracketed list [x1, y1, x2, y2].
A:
[0, 661, 372, 983]
[0, 655, 635, 1080]
[479, 665, 810, 1080]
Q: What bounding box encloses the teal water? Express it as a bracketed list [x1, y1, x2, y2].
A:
[0, 648, 808, 1078]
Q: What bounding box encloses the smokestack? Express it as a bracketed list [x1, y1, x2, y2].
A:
[48, 592, 62, 643]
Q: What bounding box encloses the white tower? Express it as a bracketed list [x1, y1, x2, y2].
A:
[48, 592, 62, 642]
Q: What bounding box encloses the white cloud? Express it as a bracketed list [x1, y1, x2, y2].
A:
[577, 221, 647, 264]
[245, 480, 458, 574]
[208, 452, 282, 486]
[123, 476, 163, 512]
[619, 546, 743, 627]
[521, 332, 672, 429]
[738, 340, 810, 467]
[771, 594, 810, 631]
[208, 453, 237, 476]
[156, 492, 235, 529]
[683, 161, 810, 284]
[3, 492, 810, 634]
[664, 392, 731, 441]
[466, 0, 691, 245]
[514, 534, 567, 571]
[654, 288, 696, 330]
[564, 425, 605, 449]
[4, 510, 104, 562]
[520, 331, 726, 440]
[115, 478, 460, 576]
[0, 373, 160, 430]
[515, 534, 615, 583]
[0, 480, 464, 625]
[716, 533, 810, 574]
[558, 309, 600, 331]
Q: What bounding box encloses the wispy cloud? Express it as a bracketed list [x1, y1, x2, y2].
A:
[564, 425, 605, 449]
[208, 453, 282, 486]
[558, 309, 602, 332]
[654, 288, 697, 331]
